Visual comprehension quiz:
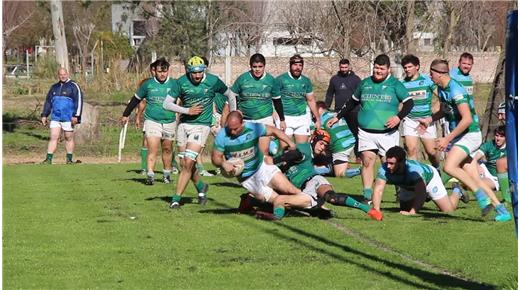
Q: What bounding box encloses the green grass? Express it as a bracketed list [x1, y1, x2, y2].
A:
[3, 163, 517, 289]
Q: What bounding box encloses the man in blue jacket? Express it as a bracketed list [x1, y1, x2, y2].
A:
[41, 68, 83, 164]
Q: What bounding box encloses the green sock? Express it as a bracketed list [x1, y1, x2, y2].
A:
[46, 153, 53, 161]
[66, 153, 73, 162]
[345, 196, 370, 213]
[196, 163, 204, 172]
[497, 172, 511, 202]
[172, 158, 179, 169]
[441, 170, 452, 185]
[140, 148, 148, 170]
[194, 180, 205, 192]
[171, 194, 181, 203]
[273, 207, 285, 219]
[363, 188, 373, 200]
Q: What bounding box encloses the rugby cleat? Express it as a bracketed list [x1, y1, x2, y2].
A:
[40, 159, 52, 165]
[145, 175, 155, 186]
[163, 175, 171, 184]
[452, 182, 469, 204]
[481, 203, 494, 217]
[198, 183, 209, 205]
[169, 201, 180, 209]
[200, 170, 214, 177]
[368, 208, 383, 221]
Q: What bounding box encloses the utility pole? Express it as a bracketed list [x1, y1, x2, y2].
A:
[50, 0, 69, 71]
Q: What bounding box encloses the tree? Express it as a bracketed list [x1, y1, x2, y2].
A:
[50, 0, 69, 70]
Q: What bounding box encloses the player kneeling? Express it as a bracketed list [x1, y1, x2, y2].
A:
[370, 146, 469, 220]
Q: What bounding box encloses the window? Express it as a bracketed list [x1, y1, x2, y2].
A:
[133, 20, 146, 37]
[424, 38, 431, 46]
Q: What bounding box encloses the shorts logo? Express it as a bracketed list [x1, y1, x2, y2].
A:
[432, 186, 438, 193]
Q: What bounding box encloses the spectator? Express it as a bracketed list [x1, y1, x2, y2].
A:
[41, 67, 83, 164]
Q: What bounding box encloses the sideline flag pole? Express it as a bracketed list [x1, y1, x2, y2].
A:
[118, 122, 128, 163]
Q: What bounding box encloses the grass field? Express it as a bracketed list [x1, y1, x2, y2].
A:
[3, 163, 517, 289]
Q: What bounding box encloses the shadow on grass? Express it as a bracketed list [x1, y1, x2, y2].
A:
[209, 198, 495, 290]
[270, 223, 495, 290]
[144, 195, 195, 205]
[20, 131, 49, 141]
[210, 182, 243, 188]
[126, 169, 172, 175]
[384, 206, 487, 222]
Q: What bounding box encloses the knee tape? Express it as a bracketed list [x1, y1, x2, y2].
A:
[184, 149, 199, 161]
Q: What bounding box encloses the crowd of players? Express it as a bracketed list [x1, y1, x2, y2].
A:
[119, 52, 512, 222]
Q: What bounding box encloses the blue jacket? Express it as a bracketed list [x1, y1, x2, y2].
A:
[41, 79, 83, 123]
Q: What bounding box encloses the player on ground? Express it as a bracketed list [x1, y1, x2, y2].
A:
[272, 129, 378, 218]
[418, 59, 511, 222]
[473, 126, 510, 203]
[228, 53, 285, 155]
[212, 111, 314, 220]
[121, 58, 177, 185]
[400, 54, 439, 169]
[316, 101, 360, 178]
[370, 146, 469, 220]
[277, 54, 320, 144]
[327, 54, 413, 203]
[164, 56, 233, 208]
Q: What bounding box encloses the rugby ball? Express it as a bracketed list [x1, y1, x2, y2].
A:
[222, 157, 245, 178]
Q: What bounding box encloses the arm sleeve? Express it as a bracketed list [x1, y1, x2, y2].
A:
[224, 89, 237, 111]
[376, 166, 388, 181]
[324, 78, 334, 108]
[336, 98, 359, 120]
[163, 96, 190, 114]
[71, 82, 83, 118]
[41, 86, 53, 117]
[397, 98, 414, 119]
[122, 96, 142, 117]
[273, 97, 285, 121]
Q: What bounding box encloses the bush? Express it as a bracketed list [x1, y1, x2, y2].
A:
[33, 55, 59, 79]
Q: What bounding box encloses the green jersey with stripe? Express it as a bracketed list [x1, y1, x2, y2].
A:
[402, 74, 436, 119]
[231, 72, 280, 120]
[213, 122, 266, 180]
[174, 73, 228, 125]
[277, 72, 313, 116]
[214, 92, 227, 115]
[320, 111, 355, 153]
[450, 67, 473, 98]
[478, 140, 507, 177]
[354, 75, 410, 131]
[284, 143, 315, 189]
[438, 79, 480, 134]
[135, 77, 177, 124]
